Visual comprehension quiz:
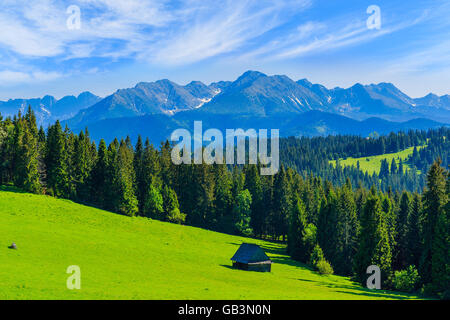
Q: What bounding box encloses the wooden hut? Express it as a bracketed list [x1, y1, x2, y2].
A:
[230, 243, 272, 272]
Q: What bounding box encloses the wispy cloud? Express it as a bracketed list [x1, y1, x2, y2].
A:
[0, 70, 62, 85]
[148, 0, 312, 64]
[237, 6, 430, 62]
[0, 0, 448, 97]
[0, 0, 314, 65]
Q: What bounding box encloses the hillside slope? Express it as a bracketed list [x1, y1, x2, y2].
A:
[329, 146, 426, 175]
[0, 187, 422, 300]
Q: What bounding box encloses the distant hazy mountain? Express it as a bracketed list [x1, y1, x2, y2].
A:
[0, 92, 100, 126]
[67, 70, 450, 129]
[68, 79, 220, 127]
[413, 93, 450, 109]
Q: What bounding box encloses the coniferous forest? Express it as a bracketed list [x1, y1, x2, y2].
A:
[1, 107, 448, 298]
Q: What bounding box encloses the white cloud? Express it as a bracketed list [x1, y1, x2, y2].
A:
[0, 0, 312, 63]
[0, 71, 31, 84]
[0, 70, 63, 85]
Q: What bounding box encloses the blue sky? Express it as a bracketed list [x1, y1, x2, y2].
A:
[0, 0, 449, 100]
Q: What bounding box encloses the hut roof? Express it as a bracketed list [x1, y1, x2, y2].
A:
[231, 243, 272, 264]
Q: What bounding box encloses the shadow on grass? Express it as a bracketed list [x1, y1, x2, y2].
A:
[297, 276, 420, 299]
[220, 264, 235, 270]
[0, 185, 27, 193]
[226, 240, 423, 299]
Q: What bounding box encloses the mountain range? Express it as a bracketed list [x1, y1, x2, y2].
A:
[1, 71, 448, 142]
[0, 92, 101, 125]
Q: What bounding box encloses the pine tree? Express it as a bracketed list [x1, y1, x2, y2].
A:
[419, 159, 447, 285]
[64, 127, 77, 199]
[115, 140, 138, 216]
[271, 165, 291, 240]
[288, 196, 308, 261]
[162, 185, 185, 224]
[90, 139, 108, 206]
[233, 189, 252, 236]
[143, 184, 164, 218]
[45, 121, 68, 197]
[379, 159, 390, 179]
[134, 135, 145, 214]
[395, 192, 411, 270]
[390, 158, 398, 175]
[73, 130, 93, 201]
[405, 193, 422, 267]
[431, 207, 449, 295]
[11, 108, 41, 193]
[244, 165, 264, 237]
[398, 159, 404, 175]
[213, 164, 233, 231]
[317, 186, 339, 268]
[381, 195, 396, 262]
[335, 184, 359, 275]
[354, 192, 392, 283]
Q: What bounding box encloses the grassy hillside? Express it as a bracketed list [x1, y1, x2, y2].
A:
[0, 186, 422, 300]
[329, 146, 426, 175]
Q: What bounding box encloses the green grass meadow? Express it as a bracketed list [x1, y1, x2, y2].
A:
[329, 146, 425, 175]
[0, 186, 423, 300]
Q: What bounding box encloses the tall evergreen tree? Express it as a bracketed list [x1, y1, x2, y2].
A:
[288, 196, 308, 261]
[419, 159, 447, 285]
[405, 193, 422, 268]
[90, 139, 108, 206]
[271, 165, 291, 240]
[334, 184, 359, 275]
[394, 192, 412, 270]
[45, 120, 68, 197]
[244, 165, 264, 237]
[354, 192, 392, 284]
[317, 186, 339, 267]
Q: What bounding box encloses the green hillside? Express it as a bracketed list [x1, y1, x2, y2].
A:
[0, 186, 422, 300]
[329, 146, 426, 175]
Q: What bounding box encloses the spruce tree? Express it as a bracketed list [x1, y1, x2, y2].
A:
[419, 159, 447, 285]
[134, 135, 145, 214]
[335, 184, 359, 275]
[317, 186, 339, 268]
[390, 158, 398, 175]
[354, 192, 392, 284]
[90, 139, 108, 207]
[405, 193, 422, 267]
[213, 163, 233, 231]
[271, 165, 291, 240]
[143, 185, 164, 218]
[45, 120, 68, 197]
[244, 165, 264, 237]
[288, 196, 308, 261]
[115, 140, 138, 216]
[395, 192, 411, 270]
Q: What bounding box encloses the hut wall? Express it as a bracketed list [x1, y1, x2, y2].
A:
[248, 264, 271, 272]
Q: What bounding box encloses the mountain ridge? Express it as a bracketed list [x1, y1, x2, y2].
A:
[0, 91, 101, 125]
[1, 71, 449, 139]
[65, 70, 450, 128]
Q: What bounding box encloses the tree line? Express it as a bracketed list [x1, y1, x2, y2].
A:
[0, 107, 448, 298]
[280, 127, 449, 192]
